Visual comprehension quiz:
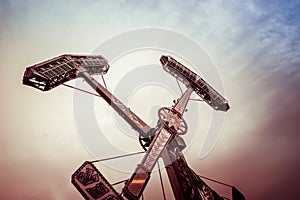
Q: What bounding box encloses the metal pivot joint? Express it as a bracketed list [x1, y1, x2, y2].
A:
[158, 107, 187, 135]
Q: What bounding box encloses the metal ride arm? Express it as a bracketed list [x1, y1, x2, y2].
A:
[122, 86, 224, 200]
[159, 55, 230, 200]
[23, 54, 150, 138]
[161, 143, 224, 200]
[78, 68, 151, 137]
[122, 88, 192, 200]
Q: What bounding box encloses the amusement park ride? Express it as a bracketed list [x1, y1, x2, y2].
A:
[23, 54, 245, 200]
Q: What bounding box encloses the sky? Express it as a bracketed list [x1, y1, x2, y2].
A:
[1, 0, 300, 199]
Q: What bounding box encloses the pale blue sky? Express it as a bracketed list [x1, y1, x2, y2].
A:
[0, 0, 300, 199]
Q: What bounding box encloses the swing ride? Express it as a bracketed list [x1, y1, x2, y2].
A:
[23, 54, 245, 200]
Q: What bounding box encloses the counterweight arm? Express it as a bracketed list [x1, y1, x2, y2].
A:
[79, 69, 151, 137]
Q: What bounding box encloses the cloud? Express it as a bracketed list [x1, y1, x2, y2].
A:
[1, 0, 300, 199]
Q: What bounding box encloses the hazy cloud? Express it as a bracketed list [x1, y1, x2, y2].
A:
[1, 0, 300, 199]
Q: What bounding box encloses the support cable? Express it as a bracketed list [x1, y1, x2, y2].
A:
[174, 78, 203, 102]
[62, 83, 101, 98]
[111, 179, 128, 186]
[176, 78, 183, 95]
[189, 98, 204, 101]
[157, 161, 166, 200]
[196, 173, 233, 200]
[90, 151, 145, 163]
[101, 74, 108, 89]
[63, 81, 203, 104]
[197, 174, 233, 188]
